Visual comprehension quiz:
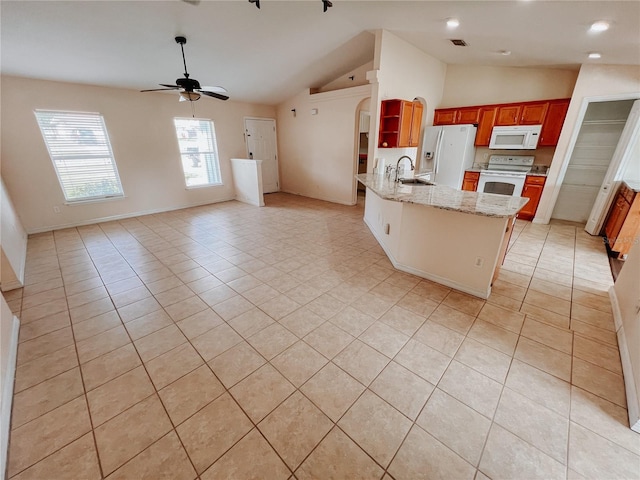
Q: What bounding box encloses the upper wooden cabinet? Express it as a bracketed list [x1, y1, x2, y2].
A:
[379, 99, 423, 148]
[434, 98, 570, 147]
[433, 109, 457, 125]
[476, 108, 497, 147]
[520, 102, 549, 125]
[457, 107, 481, 124]
[495, 105, 521, 126]
[538, 99, 570, 147]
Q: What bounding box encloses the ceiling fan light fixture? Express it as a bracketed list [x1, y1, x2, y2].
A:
[180, 91, 201, 102]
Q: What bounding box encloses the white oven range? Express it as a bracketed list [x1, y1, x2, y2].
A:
[477, 155, 535, 197]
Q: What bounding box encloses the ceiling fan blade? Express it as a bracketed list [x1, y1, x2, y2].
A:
[140, 87, 180, 92]
[199, 90, 229, 101]
[199, 86, 228, 94]
[159, 84, 180, 88]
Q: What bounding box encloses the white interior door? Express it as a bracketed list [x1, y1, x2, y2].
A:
[585, 100, 640, 234]
[244, 118, 279, 193]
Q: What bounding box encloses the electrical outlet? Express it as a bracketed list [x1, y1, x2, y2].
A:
[53, 206, 61, 214]
[474, 257, 484, 267]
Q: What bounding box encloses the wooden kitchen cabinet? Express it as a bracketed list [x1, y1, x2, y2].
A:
[461, 171, 480, 191]
[495, 105, 522, 126]
[433, 107, 480, 126]
[434, 98, 570, 147]
[520, 102, 549, 125]
[517, 175, 546, 221]
[379, 99, 423, 148]
[539, 99, 570, 146]
[433, 109, 457, 125]
[457, 107, 481, 124]
[476, 107, 498, 146]
[604, 182, 640, 256]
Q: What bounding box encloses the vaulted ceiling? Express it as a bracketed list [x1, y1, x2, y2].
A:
[2, 1, 638, 105]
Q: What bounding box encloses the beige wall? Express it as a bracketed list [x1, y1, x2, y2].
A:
[276, 85, 371, 205]
[535, 64, 640, 223]
[369, 30, 447, 173]
[0, 75, 275, 233]
[0, 178, 27, 290]
[613, 241, 640, 431]
[319, 61, 373, 93]
[440, 65, 578, 108]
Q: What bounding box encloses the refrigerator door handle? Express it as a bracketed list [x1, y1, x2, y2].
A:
[434, 129, 444, 175]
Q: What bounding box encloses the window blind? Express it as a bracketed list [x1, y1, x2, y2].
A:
[174, 118, 222, 188]
[35, 110, 124, 202]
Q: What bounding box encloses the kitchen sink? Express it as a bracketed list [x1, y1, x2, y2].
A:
[399, 178, 434, 186]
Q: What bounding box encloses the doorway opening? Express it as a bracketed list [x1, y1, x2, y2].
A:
[551, 99, 635, 224]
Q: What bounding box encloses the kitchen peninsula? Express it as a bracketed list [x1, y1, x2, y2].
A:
[357, 173, 529, 299]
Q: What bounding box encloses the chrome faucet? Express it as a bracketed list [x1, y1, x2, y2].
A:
[394, 156, 415, 182]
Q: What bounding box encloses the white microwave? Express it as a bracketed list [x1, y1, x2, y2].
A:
[489, 125, 542, 150]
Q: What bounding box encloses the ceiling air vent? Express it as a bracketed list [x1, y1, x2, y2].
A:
[450, 39, 468, 46]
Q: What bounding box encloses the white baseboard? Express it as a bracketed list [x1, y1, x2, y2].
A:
[1, 315, 20, 480]
[609, 286, 640, 433]
[25, 196, 236, 235]
[364, 217, 491, 299]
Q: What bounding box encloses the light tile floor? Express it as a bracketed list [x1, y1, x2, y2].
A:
[5, 193, 640, 479]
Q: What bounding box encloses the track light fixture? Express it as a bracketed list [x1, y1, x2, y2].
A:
[247, 0, 332, 12]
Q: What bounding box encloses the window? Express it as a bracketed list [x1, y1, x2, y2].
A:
[174, 118, 222, 188]
[34, 110, 124, 202]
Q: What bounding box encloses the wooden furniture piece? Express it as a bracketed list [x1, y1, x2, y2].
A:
[461, 171, 480, 191]
[517, 175, 546, 220]
[604, 182, 640, 256]
[538, 99, 570, 146]
[434, 98, 570, 147]
[379, 99, 423, 148]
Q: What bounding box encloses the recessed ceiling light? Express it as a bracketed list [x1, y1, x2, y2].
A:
[588, 52, 602, 59]
[498, 50, 511, 56]
[589, 21, 610, 32]
[446, 18, 460, 28]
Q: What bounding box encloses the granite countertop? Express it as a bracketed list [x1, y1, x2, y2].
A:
[357, 174, 529, 218]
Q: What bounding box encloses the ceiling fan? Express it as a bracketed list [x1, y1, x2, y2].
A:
[141, 36, 229, 102]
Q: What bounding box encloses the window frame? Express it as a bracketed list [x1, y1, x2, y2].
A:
[173, 117, 223, 189]
[34, 109, 124, 204]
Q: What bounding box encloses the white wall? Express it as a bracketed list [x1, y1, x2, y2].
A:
[0, 293, 19, 479]
[612, 241, 640, 431]
[440, 65, 578, 107]
[369, 30, 447, 174]
[276, 85, 371, 205]
[535, 64, 640, 223]
[0, 75, 275, 233]
[0, 178, 27, 291]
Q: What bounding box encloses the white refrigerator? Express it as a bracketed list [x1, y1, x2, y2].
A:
[421, 124, 477, 188]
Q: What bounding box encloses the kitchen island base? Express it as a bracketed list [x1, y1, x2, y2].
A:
[363, 187, 514, 299]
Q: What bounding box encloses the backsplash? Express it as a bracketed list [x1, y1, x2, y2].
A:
[474, 145, 556, 168]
